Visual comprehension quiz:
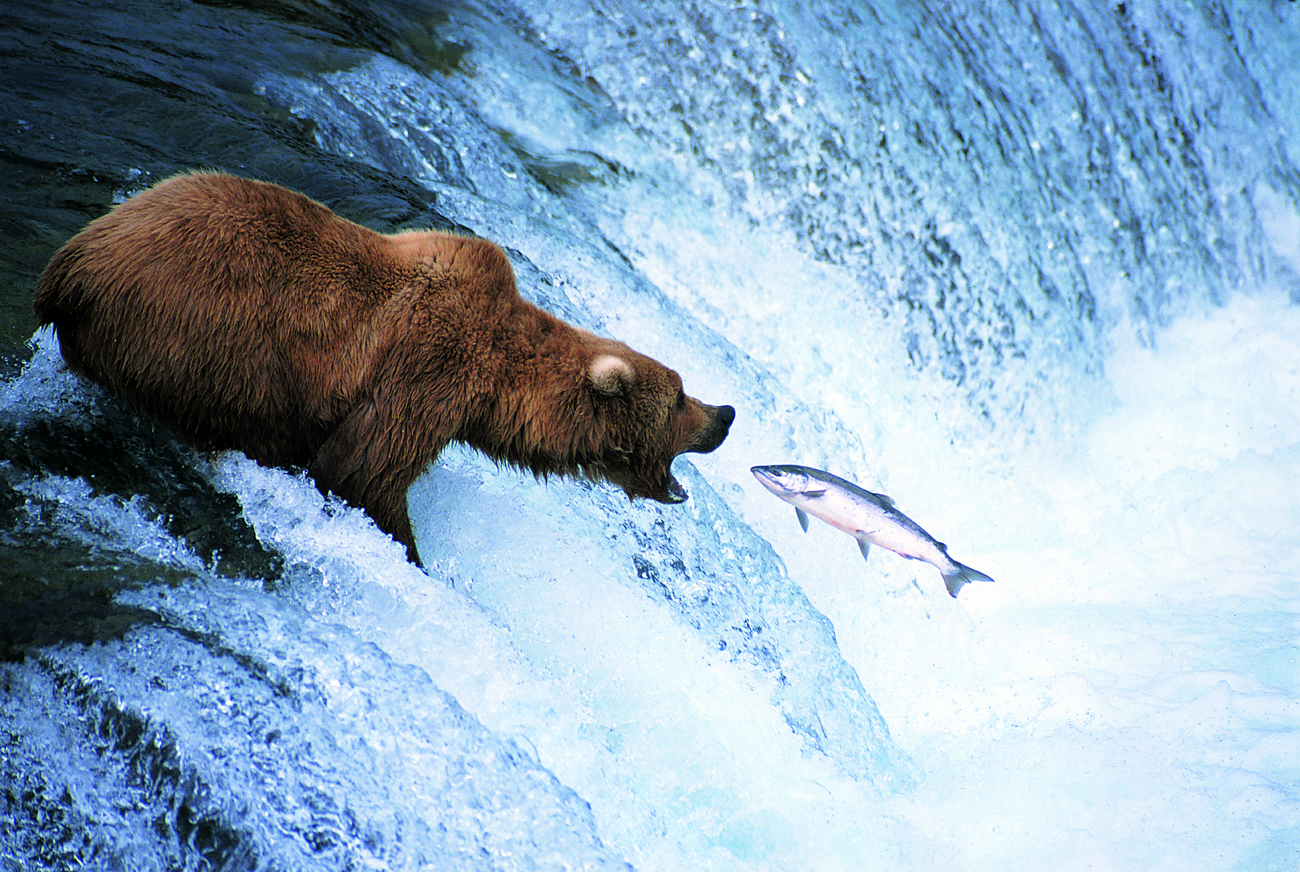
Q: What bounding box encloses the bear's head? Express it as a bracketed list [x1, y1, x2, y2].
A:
[583, 350, 735, 504]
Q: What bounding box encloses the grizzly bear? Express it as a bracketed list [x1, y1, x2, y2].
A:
[34, 172, 735, 563]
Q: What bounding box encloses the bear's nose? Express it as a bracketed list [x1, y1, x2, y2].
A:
[685, 403, 735, 454]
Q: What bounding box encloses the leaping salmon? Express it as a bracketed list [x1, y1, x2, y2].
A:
[751, 464, 994, 598]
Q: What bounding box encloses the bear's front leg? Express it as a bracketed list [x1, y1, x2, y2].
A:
[310, 400, 444, 566]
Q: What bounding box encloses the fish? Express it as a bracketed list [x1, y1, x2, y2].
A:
[751, 464, 994, 598]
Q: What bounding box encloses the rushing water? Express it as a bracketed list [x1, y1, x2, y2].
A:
[2, 1, 1298, 870]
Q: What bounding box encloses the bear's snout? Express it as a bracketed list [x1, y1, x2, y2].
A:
[684, 403, 735, 455]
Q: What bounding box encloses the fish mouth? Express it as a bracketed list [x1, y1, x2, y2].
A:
[750, 465, 803, 497]
[751, 465, 781, 490]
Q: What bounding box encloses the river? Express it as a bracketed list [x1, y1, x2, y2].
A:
[2, 1, 1298, 869]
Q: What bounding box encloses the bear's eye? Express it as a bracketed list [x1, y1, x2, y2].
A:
[675, 390, 687, 411]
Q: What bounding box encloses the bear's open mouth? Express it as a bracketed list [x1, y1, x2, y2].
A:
[662, 474, 687, 503]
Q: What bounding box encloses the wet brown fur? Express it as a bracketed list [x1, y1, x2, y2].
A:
[34, 172, 734, 562]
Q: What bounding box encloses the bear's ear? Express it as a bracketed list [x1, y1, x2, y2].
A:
[588, 354, 634, 397]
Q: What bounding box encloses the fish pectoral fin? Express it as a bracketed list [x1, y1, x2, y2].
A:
[857, 538, 871, 561]
[804, 489, 827, 499]
[795, 507, 810, 532]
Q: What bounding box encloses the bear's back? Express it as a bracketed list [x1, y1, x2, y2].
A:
[34, 173, 420, 463]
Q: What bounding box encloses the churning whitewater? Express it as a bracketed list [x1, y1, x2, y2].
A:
[1, 1, 1298, 871]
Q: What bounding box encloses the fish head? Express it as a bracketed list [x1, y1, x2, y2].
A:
[750, 464, 814, 499]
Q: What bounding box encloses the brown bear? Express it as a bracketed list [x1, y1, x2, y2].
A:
[34, 171, 734, 563]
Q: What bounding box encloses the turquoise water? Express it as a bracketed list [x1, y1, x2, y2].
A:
[2, 1, 1298, 869]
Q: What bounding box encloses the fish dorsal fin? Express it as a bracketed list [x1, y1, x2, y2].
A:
[795, 507, 810, 532]
[857, 538, 871, 561]
[869, 490, 895, 506]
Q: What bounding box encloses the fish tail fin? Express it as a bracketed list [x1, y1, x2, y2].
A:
[941, 561, 995, 598]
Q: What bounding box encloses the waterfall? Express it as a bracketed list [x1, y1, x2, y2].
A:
[2, 1, 1298, 869]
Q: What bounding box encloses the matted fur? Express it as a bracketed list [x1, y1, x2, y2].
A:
[35, 172, 734, 562]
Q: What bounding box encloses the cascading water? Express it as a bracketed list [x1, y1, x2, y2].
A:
[2, 1, 1298, 870]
